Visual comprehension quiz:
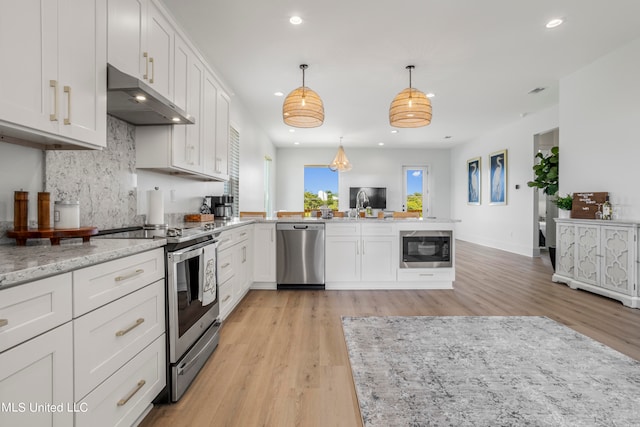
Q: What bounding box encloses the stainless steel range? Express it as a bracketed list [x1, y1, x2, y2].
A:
[98, 223, 221, 401]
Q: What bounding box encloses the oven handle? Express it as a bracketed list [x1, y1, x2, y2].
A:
[168, 240, 218, 263]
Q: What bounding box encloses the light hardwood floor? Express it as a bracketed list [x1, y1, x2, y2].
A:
[141, 240, 640, 427]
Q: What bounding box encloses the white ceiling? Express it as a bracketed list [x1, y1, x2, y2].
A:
[159, 0, 640, 149]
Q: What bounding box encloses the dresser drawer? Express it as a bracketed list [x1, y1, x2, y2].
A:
[0, 273, 72, 353]
[74, 280, 165, 400]
[75, 334, 166, 427]
[217, 248, 234, 284]
[73, 248, 164, 316]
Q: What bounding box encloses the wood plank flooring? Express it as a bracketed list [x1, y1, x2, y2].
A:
[140, 240, 640, 427]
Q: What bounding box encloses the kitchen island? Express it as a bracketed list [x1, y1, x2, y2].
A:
[254, 217, 459, 290]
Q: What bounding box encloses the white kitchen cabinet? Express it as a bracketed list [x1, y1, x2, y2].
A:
[146, 1, 173, 101]
[326, 222, 396, 285]
[253, 223, 276, 285]
[214, 89, 230, 176]
[553, 219, 639, 307]
[0, 323, 74, 427]
[107, 0, 147, 79]
[0, 0, 106, 149]
[217, 226, 253, 321]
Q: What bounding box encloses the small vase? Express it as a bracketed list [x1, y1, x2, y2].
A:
[558, 209, 570, 219]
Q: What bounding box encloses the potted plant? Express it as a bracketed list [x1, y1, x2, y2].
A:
[527, 146, 559, 195]
[553, 194, 573, 218]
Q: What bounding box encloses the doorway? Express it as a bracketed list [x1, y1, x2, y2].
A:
[532, 128, 559, 257]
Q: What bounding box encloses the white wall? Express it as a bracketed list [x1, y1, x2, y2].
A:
[0, 143, 44, 222]
[450, 106, 559, 256]
[560, 37, 640, 220]
[230, 99, 277, 215]
[276, 147, 451, 218]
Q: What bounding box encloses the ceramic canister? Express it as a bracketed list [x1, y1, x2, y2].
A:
[54, 200, 80, 229]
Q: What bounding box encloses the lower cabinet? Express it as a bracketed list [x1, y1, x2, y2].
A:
[253, 223, 276, 285]
[553, 219, 639, 307]
[217, 225, 253, 320]
[0, 323, 74, 427]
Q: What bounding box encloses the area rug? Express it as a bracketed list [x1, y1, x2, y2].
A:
[341, 316, 640, 427]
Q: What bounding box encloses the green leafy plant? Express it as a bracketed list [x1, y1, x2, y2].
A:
[553, 194, 573, 211]
[527, 146, 559, 195]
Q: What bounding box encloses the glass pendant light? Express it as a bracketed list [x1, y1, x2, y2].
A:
[389, 65, 432, 128]
[282, 64, 324, 128]
[329, 137, 352, 172]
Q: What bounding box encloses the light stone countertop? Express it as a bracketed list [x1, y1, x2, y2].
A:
[255, 217, 461, 223]
[0, 238, 166, 289]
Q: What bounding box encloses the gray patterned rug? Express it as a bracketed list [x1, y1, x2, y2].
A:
[342, 316, 640, 427]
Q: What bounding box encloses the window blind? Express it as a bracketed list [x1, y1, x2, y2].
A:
[225, 126, 240, 215]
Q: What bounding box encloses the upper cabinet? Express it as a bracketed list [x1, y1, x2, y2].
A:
[107, 0, 173, 102]
[132, 1, 231, 181]
[0, 0, 107, 149]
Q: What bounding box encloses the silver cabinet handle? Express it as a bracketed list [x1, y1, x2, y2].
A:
[356, 240, 360, 255]
[222, 295, 231, 303]
[240, 232, 247, 237]
[63, 86, 71, 125]
[419, 273, 435, 277]
[0, 319, 7, 327]
[362, 240, 365, 255]
[221, 262, 231, 269]
[49, 80, 58, 121]
[143, 52, 149, 80]
[270, 228, 274, 242]
[115, 318, 145, 337]
[117, 380, 146, 407]
[115, 269, 144, 282]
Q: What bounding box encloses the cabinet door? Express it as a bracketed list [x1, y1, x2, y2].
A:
[556, 223, 575, 278]
[0, 323, 73, 427]
[0, 0, 58, 134]
[172, 48, 203, 173]
[146, 1, 173, 100]
[58, 0, 107, 147]
[107, 0, 147, 79]
[600, 226, 635, 295]
[215, 90, 230, 175]
[574, 224, 600, 286]
[202, 71, 219, 176]
[253, 224, 276, 282]
[172, 32, 189, 113]
[361, 236, 396, 281]
[326, 236, 360, 282]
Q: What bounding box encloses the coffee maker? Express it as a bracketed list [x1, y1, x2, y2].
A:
[207, 195, 234, 219]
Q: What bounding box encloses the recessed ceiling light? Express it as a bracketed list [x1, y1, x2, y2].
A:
[391, 130, 398, 134]
[274, 91, 284, 97]
[546, 18, 564, 29]
[426, 93, 435, 98]
[135, 95, 146, 101]
[294, 141, 300, 145]
[290, 16, 302, 25]
[378, 142, 384, 146]
[289, 129, 295, 133]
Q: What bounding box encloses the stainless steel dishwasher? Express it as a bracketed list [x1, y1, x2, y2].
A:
[276, 222, 325, 289]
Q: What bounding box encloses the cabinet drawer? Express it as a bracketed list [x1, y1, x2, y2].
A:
[219, 279, 235, 320]
[73, 248, 164, 316]
[326, 222, 360, 236]
[234, 227, 251, 243]
[217, 231, 235, 252]
[217, 248, 234, 284]
[75, 334, 166, 427]
[0, 273, 72, 353]
[361, 222, 396, 236]
[74, 280, 165, 400]
[397, 269, 454, 282]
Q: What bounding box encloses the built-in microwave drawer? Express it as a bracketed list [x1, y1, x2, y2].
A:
[75, 334, 166, 427]
[73, 280, 165, 400]
[73, 248, 164, 317]
[0, 273, 72, 353]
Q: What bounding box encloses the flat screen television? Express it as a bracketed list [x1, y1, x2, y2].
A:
[349, 187, 387, 209]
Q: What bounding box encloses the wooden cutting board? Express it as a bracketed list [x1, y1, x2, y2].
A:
[184, 214, 214, 222]
[7, 227, 98, 246]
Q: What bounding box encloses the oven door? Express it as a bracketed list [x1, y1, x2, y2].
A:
[167, 241, 219, 363]
[400, 230, 452, 268]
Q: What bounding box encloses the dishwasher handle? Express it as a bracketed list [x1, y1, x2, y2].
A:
[293, 225, 308, 230]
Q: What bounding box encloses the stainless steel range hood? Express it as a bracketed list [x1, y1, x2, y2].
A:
[107, 64, 194, 125]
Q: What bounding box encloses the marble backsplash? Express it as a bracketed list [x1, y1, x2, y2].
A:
[45, 116, 141, 230]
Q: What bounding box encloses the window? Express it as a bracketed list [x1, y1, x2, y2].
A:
[403, 166, 428, 217]
[304, 166, 339, 211]
[224, 126, 240, 216]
